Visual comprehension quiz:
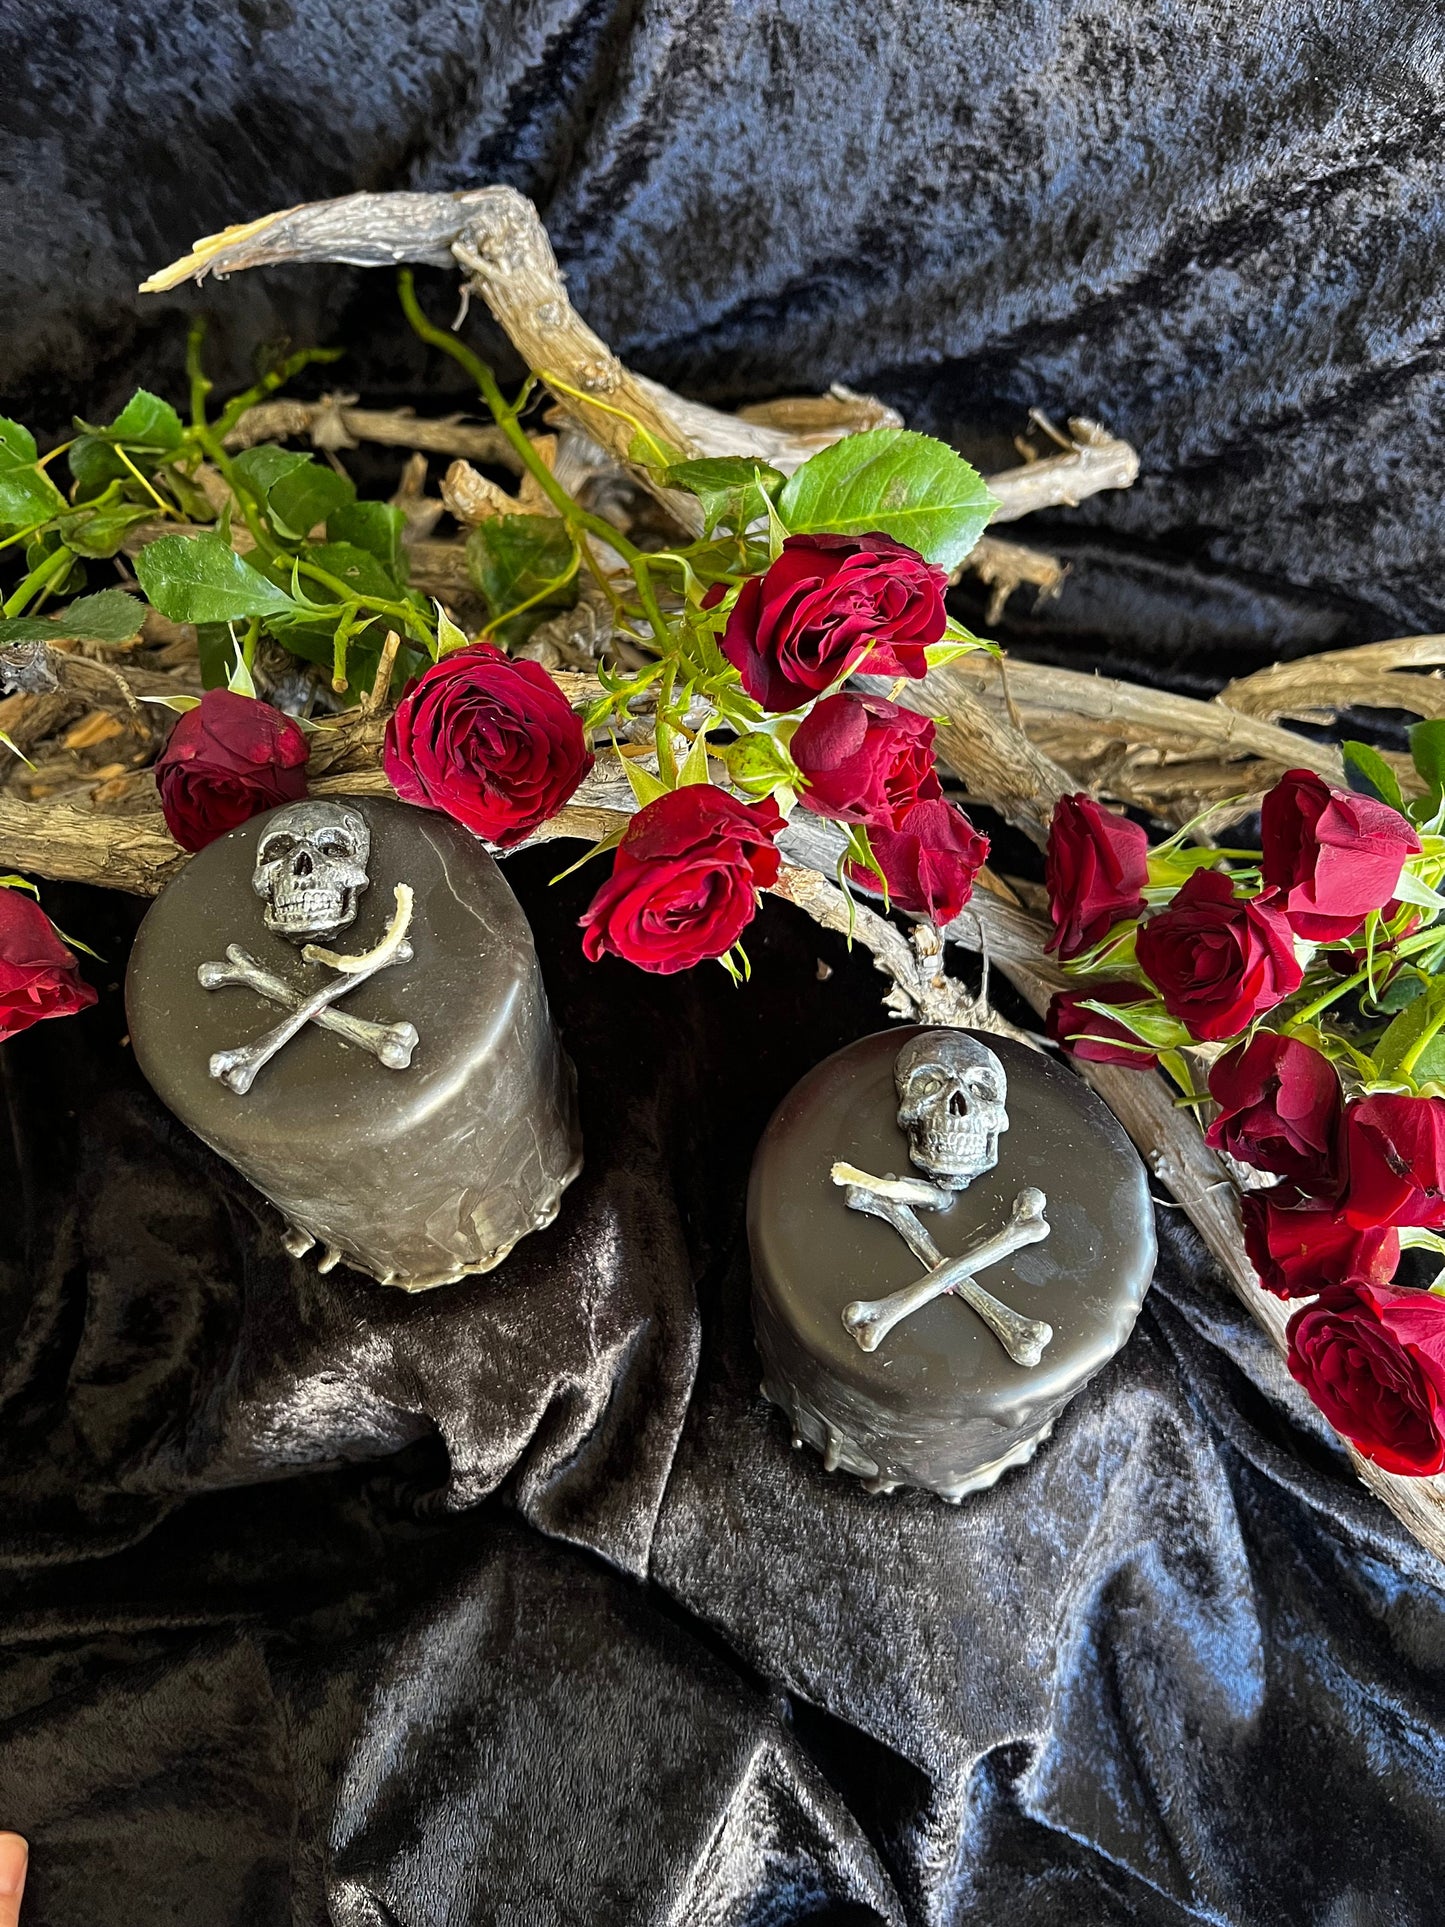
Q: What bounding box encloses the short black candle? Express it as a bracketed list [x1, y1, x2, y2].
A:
[748, 1027, 1156, 1500]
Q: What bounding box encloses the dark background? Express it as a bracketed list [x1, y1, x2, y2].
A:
[3, 3, 1445, 1922]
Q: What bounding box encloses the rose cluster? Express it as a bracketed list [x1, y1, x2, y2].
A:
[380, 532, 987, 973]
[1043, 768, 1445, 1475]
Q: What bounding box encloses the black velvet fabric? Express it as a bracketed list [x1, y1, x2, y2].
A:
[4, 4, 1445, 1922]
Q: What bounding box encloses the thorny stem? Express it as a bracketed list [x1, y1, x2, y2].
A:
[397, 272, 673, 646]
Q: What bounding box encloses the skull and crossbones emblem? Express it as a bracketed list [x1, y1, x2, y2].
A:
[198, 802, 420, 1095]
[833, 1031, 1053, 1365]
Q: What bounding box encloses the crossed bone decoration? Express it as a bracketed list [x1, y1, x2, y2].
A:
[200, 884, 420, 1095]
[831, 1161, 1054, 1365]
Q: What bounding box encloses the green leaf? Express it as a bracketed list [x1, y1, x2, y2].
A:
[664, 457, 785, 536]
[195, 623, 234, 690]
[0, 419, 37, 467]
[1376, 971, 1426, 1014]
[1342, 740, 1405, 813]
[466, 514, 579, 646]
[776, 428, 997, 568]
[68, 390, 187, 497]
[266, 459, 355, 540]
[1409, 720, 1445, 796]
[1375, 975, 1445, 1078]
[231, 446, 310, 496]
[1390, 866, 1445, 912]
[55, 503, 155, 558]
[0, 416, 65, 533]
[0, 589, 145, 647]
[294, 541, 403, 605]
[1408, 1032, 1445, 1087]
[135, 533, 301, 624]
[106, 389, 184, 450]
[329, 501, 407, 579]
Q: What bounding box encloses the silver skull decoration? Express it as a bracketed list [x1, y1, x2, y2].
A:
[252, 802, 372, 944]
[894, 1031, 1009, 1190]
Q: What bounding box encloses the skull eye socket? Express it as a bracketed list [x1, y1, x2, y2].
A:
[912, 1074, 945, 1099]
[261, 834, 297, 862]
[312, 831, 352, 855]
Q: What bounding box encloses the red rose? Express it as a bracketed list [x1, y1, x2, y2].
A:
[791, 692, 940, 828]
[1286, 1283, 1445, 1475]
[1135, 868, 1302, 1042]
[579, 786, 783, 974]
[721, 533, 945, 710]
[1241, 1188, 1400, 1298]
[1343, 1094, 1445, 1230]
[383, 643, 592, 849]
[1045, 982, 1159, 1067]
[0, 889, 97, 1041]
[1260, 768, 1420, 943]
[1044, 794, 1149, 960]
[154, 688, 309, 852]
[849, 798, 988, 924]
[1205, 1033, 1343, 1192]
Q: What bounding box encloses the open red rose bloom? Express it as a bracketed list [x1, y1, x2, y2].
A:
[721, 532, 945, 710]
[580, 787, 784, 975]
[384, 643, 593, 847]
[1287, 1284, 1445, 1476]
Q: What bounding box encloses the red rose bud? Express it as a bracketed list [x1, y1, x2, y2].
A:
[1205, 1032, 1344, 1193]
[1044, 793, 1150, 960]
[154, 688, 309, 853]
[1344, 1093, 1445, 1230]
[0, 889, 97, 1041]
[383, 644, 593, 849]
[850, 798, 988, 925]
[579, 786, 783, 975]
[1260, 768, 1420, 943]
[1045, 982, 1160, 1067]
[721, 533, 945, 711]
[1134, 868, 1302, 1043]
[1241, 1188, 1400, 1298]
[1286, 1282, 1445, 1476]
[792, 692, 940, 829]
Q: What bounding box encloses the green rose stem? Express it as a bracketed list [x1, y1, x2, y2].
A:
[2, 544, 73, 617]
[396, 272, 672, 648]
[1284, 923, 1445, 1031]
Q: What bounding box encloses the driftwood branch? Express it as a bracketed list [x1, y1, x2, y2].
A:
[983, 416, 1140, 523]
[225, 398, 519, 470]
[959, 534, 1066, 623]
[141, 188, 1140, 553]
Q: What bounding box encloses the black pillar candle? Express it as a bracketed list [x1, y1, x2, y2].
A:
[748, 1027, 1155, 1500]
[126, 797, 581, 1290]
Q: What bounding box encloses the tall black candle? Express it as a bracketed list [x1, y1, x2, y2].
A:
[126, 797, 581, 1290]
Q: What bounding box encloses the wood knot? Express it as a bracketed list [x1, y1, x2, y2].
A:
[578, 356, 622, 395]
